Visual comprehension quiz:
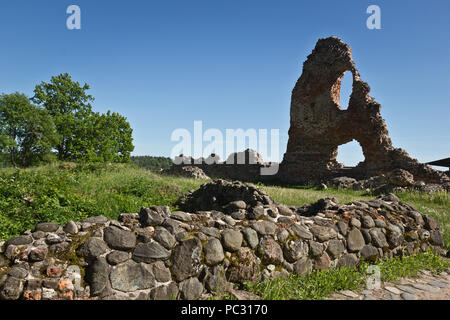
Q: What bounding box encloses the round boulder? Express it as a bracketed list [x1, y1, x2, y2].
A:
[181, 277, 204, 300]
[204, 238, 225, 266]
[170, 238, 203, 282]
[260, 237, 284, 265]
[346, 228, 365, 252]
[80, 237, 109, 261]
[104, 226, 137, 251]
[221, 229, 243, 252]
[110, 260, 156, 292]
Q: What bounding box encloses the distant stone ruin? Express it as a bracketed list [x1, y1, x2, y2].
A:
[164, 149, 276, 182]
[163, 164, 211, 180]
[279, 36, 449, 185]
[0, 180, 446, 300]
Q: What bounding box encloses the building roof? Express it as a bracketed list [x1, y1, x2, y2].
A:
[427, 157, 450, 168]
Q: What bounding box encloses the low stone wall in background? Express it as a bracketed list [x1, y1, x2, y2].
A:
[0, 180, 447, 300]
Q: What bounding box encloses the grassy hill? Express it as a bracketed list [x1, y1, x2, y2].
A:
[0, 163, 448, 247]
[0, 163, 202, 240]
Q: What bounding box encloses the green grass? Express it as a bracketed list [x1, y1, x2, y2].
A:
[0, 163, 205, 241]
[259, 184, 374, 206]
[245, 266, 365, 300]
[372, 249, 449, 282]
[244, 251, 449, 300]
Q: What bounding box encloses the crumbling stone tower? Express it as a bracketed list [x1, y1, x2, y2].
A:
[279, 36, 447, 184]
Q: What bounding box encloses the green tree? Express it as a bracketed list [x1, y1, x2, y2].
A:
[68, 111, 134, 163]
[93, 111, 134, 163]
[0, 93, 59, 167]
[131, 156, 173, 171]
[32, 73, 134, 163]
[19, 107, 60, 166]
[32, 73, 94, 160]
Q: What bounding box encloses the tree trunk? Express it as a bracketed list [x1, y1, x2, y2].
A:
[10, 147, 17, 168]
[57, 143, 64, 160]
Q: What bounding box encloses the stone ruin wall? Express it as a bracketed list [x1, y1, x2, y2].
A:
[278, 36, 449, 185]
[0, 180, 446, 300]
[166, 150, 276, 183]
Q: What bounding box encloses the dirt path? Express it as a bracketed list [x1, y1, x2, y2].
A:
[328, 268, 450, 300]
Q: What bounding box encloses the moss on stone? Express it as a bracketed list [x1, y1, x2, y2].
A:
[285, 232, 300, 243]
[181, 231, 198, 242]
[275, 265, 284, 272]
[47, 230, 95, 282]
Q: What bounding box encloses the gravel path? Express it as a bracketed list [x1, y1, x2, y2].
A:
[327, 268, 450, 300]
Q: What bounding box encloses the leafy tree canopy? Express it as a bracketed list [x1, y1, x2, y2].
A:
[31, 73, 134, 164]
[32, 73, 94, 160]
[131, 156, 173, 171]
[0, 92, 59, 167]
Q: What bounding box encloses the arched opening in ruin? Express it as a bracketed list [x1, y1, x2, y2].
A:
[337, 140, 365, 167]
[339, 71, 353, 110]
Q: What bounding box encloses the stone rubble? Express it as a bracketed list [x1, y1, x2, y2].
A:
[0, 179, 447, 300]
[327, 172, 450, 194]
[162, 165, 211, 180]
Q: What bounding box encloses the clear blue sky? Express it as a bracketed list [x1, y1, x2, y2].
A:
[1, 0, 449, 167]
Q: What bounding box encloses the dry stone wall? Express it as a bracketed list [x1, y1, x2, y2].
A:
[0, 180, 446, 300]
